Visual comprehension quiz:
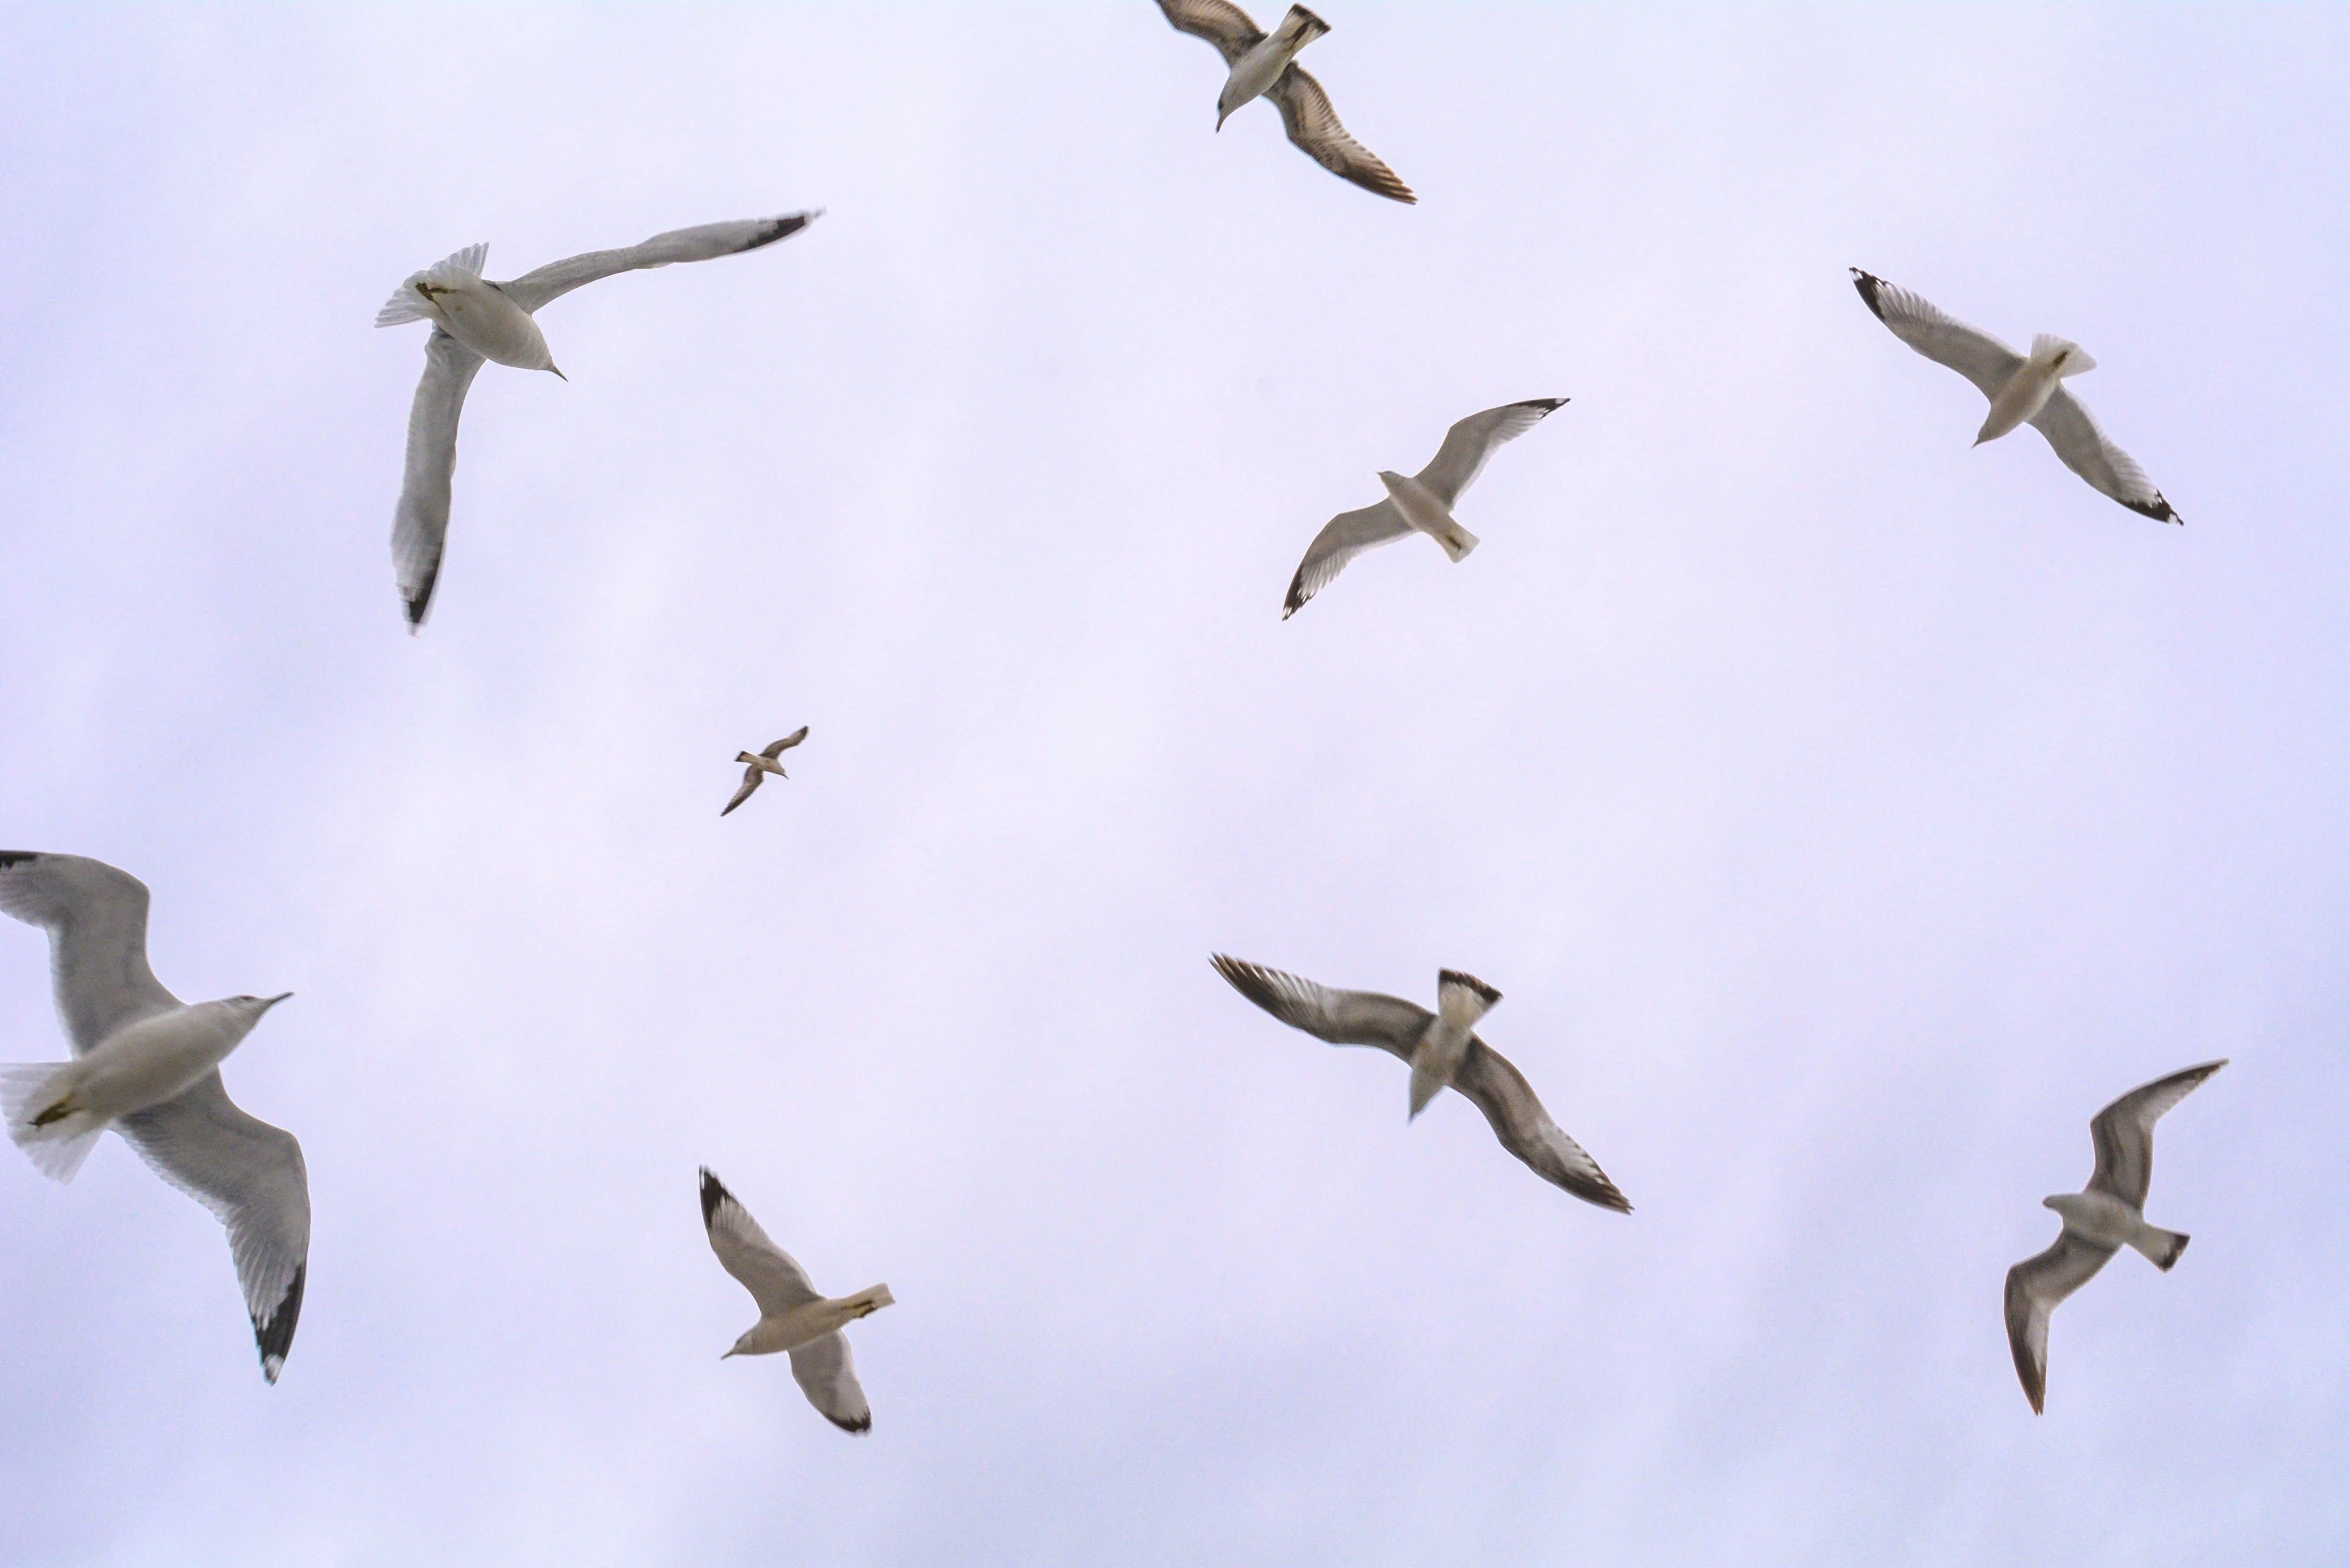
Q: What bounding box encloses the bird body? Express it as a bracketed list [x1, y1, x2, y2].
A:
[1217, 5, 1329, 127]
[725, 1284, 898, 1359]
[722, 726, 809, 815]
[2003, 1059, 2225, 1413]
[383, 246, 562, 375]
[0, 852, 310, 1382]
[1376, 469, 1478, 562]
[1976, 334, 2095, 445]
[700, 1168, 889, 1432]
[1408, 970, 1501, 1118]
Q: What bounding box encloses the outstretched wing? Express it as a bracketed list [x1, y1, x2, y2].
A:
[1210, 954, 1429, 1061]
[119, 1072, 311, 1383]
[498, 213, 819, 316]
[2029, 387, 2183, 523]
[1450, 1039, 1631, 1212]
[2088, 1059, 2226, 1209]
[1415, 399, 1568, 508]
[699, 1168, 820, 1318]
[1151, 0, 1265, 66]
[789, 1331, 874, 1434]
[1270, 68, 1414, 204]
[760, 727, 811, 760]
[392, 330, 487, 632]
[1849, 268, 2023, 401]
[720, 766, 764, 817]
[1282, 501, 1411, 617]
[2003, 1231, 2116, 1414]
[0, 851, 181, 1054]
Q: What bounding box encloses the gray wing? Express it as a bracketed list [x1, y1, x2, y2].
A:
[760, 727, 811, 760]
[720, 766, 764, 817]
[1415, 399, 1568, 508]
[699, 1168, 820, 1317]
[2088, 1059, 2226, 1209]
[497, 212, 819, 316]
[1270, 67, 1415, 204]
[392, 330, 487, 632]
[789, 1331, 873, 1434]
[1282, 501, 1410, 618]
[2004, 1230, 2116, 1414]
[1210, 954, 1430, 1062]
[1849, 268, 2023, 400]
[118, 1072, 310, 1384]
[1450, 1039, 1631, 1212]
[2029, 387, 2183, 523]
[1151, 0, 1264, 66]
[0, 852, 181, 1054]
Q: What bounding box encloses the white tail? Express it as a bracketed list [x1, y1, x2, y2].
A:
[1435, 520, 1480, 563]
[1436, 970, 1502, 1031]
[1276, 6, 1332, 48]
[849, 1284, 896, 1317]
[2131, 1225, 2189, 1271]
[0, 1064, 109, 1184]
[2030, 333, 2097, 377]
[375, 243, 488, 328]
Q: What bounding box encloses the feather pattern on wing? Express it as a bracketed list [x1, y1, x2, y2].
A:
[2029, 389, 2182, 523]
[1282, 501, 1411, 617]
[499, 213, 819, 315]
[0, 852, 180, 1053]
[700, 1168, 821, 1318]
[392, 331, 487, 631]
[2088, 1059, 2227, 1209]
[1270, 67, 1414, 203]
[760, 727, 810, 760]
[1415, 399, 1568, 508]
[1151, 0, 1266, 65]
[1210, 955, 1431, 1059]
[2004, 1231, 2116, 1414]
[789, 1331, 874, 1433]
[1451, 1040, 1631, 1212]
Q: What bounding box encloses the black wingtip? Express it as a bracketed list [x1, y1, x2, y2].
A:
[749, 210, 822, 251]
[1850, 267, 1888, 322]
[254, 1263, 305, 1383]
[2124, 494, 2183, 524]
[1524, 397, 1569, 413]
[699, 1167, 728, 1228]
[0, 851, 41, 870]
[830, 1411, 873, 1435]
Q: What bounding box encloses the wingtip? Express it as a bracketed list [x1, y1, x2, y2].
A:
[698, 1166, 728, 1227]
[1850, 267, 1888, 321]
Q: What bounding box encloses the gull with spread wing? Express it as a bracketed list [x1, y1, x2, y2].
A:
[2004, 1060, 2226, 1414]
[1150, 1, 1414, 203]
[700, 1168, 892, 1433]
[1851, 268, 2181, 523]
[1210, 956, 1630, 1211]
[1281, 398, 1565, 617]
[0, 853, 309, 1383]
[375, 211, 820, 629]
[722, 726, 810, 817]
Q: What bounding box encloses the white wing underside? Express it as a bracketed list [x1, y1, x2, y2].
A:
[702, 1175, 822, 1318]
[790, 1331, 873, 1433]
[2088, 1059, 2227, 1210]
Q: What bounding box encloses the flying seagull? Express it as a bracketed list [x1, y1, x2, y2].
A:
[1210, 956, 1630, 1211]
[722, 726, 810, 816]
[376, 210, 821, 629]
[1281, 398, 1565, 617]
[1150, 1, 1414, 204]
[700, 1168, 892, 1433]
[1850, 268, 2181, 524]
[2004, 1059, 2226, 1414]
[0, 852, 309, 1383]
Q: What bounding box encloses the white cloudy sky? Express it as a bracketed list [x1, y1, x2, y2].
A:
[2, 4, 2346, 1564]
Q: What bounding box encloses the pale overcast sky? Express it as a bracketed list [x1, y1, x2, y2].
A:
[1, 5, 2345, 1565]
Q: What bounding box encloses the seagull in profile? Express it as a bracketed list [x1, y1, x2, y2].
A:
[1850, 269, 2181, 523]
[1281, 398, 1565, 617]
[1210, 956, 1630, 1211]
[2004, 1059, 2226, 1414]
[1150, 1, 1414, 203]
[0, 853, 308, 1383]
[376, 211, 821, 630]
[722, 726, 810, 816]
[700, 1168, 892, 1433]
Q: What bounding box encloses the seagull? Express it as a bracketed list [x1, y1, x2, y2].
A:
[376, 211, 821, 630]
[1150, 1, 1414, 204]
[722, 726, 810, 816]
[0, 853, 309, 1383]
[1210, 956, 1630, 1211]
[700, 1168, 892, 1433]
[2004, 1059, 2226, 1414]
[1850, 268, 2181, 524]
[1281, 398, 1565, 617]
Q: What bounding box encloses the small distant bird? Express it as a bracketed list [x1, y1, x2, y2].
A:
[1282, 398, 1565, 617]
[1150, 1, 1414, 204]
[1850, 268, 2181, 523]
[700, 1168, 893, 1433]
[0, 852, 309, 1383]
[1210, 956, 1630, 1211]
[376, 211, 821, 629]
[2004, 1060, 2227, 1414]
[722, 726, 810, 816]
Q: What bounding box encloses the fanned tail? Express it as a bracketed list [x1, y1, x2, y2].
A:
[0, 1064, 109, 1183]
[376, 243, 488, 327]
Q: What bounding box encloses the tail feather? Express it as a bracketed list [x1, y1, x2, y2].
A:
[375, 244, 488, 328]
[2030, 333, 2097, 377]
[1435, 521, 1480, 563]
[1, 1064, 108, 1184]
[2133, 1226, 2189, 1271]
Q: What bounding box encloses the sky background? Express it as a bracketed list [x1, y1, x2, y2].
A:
[1, 4, 2346, 1564]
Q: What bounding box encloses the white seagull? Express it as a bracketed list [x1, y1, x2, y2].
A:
[722, 726, 810, 817]
[1850, 268, 2181, 524]
[1150, 1, 1415, 204]
[0, 853, 309, 1383]
[700, 1168, 892, 1433]
[376, 211, 821, 629]
[1281, 398, 1565, 617]
[2004, 1059, 2226, 1414]
[1210, 956, 1630, 1211]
